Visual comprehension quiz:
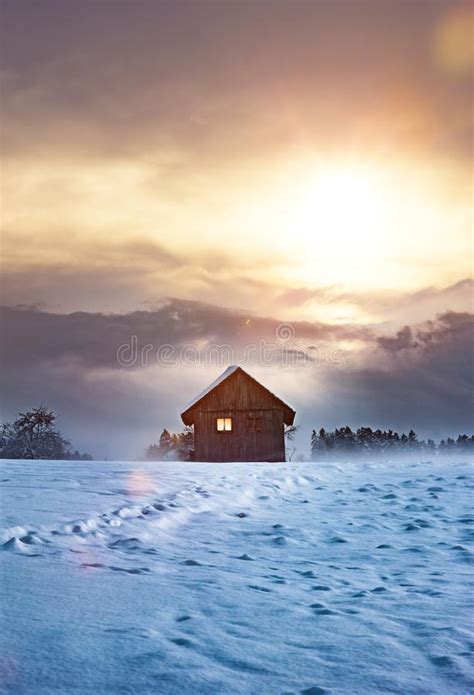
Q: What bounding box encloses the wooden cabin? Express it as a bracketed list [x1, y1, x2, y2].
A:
[181, 366, 296, 462]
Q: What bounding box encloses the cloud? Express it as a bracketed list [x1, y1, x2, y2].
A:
[0, 228, 284, 313]
[288, 310, 474, 444]
[0, 300, 371, 371]
[353, 311, 474, 432]
[1, 1, 472, 162]
[377, 309, 474, 356]
[377, 326, 419, 352]
[278, 278, 474, 325]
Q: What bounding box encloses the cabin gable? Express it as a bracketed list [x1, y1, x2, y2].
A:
[181, 367, 295, 426]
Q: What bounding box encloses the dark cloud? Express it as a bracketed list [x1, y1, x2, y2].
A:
[1, 0, 471, 161]
[342, 310, 474, 435]
[377, 326, 419, 352]
[281, 310, 473, 447]
[377, 310, 474, 356]
[0, 300, 371, 371]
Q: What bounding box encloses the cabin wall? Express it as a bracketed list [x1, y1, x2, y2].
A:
[195, 408, 285, 462]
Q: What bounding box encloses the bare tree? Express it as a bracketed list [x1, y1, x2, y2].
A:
[0, 406, 71, 459]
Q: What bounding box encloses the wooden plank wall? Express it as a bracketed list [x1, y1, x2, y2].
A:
[195, 408, 285, 461]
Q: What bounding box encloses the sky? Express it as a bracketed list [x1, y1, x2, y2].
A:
[0, 0, 473, 458]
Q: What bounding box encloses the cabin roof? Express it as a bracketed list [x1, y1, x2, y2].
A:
[181, 365, 296, 425]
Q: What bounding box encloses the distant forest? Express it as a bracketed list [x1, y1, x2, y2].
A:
[311, 426, 474, 458]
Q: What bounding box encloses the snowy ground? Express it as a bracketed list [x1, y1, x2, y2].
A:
[0, 458, 473, 695]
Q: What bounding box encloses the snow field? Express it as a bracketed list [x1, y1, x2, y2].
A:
[0, 458, 473, 694]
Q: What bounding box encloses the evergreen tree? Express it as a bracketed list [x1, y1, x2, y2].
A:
[143, 426, 194, 461]
[176, 426, 195, 460]
[158, 429, 174, 458]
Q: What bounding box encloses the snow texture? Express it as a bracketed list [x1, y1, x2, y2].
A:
[0, 457, 473, 694]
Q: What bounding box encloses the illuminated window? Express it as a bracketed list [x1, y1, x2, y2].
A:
[217, 417, 232, 432]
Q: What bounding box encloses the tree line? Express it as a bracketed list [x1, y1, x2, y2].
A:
[1, 406, 472, 461]
[311, 426, 474, 458]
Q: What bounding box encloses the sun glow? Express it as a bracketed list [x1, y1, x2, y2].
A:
[268, 162, 392, 286]
[293, 169, 382, 285]
[247, 155, 472, 295]
[297, 166, 383, 239]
